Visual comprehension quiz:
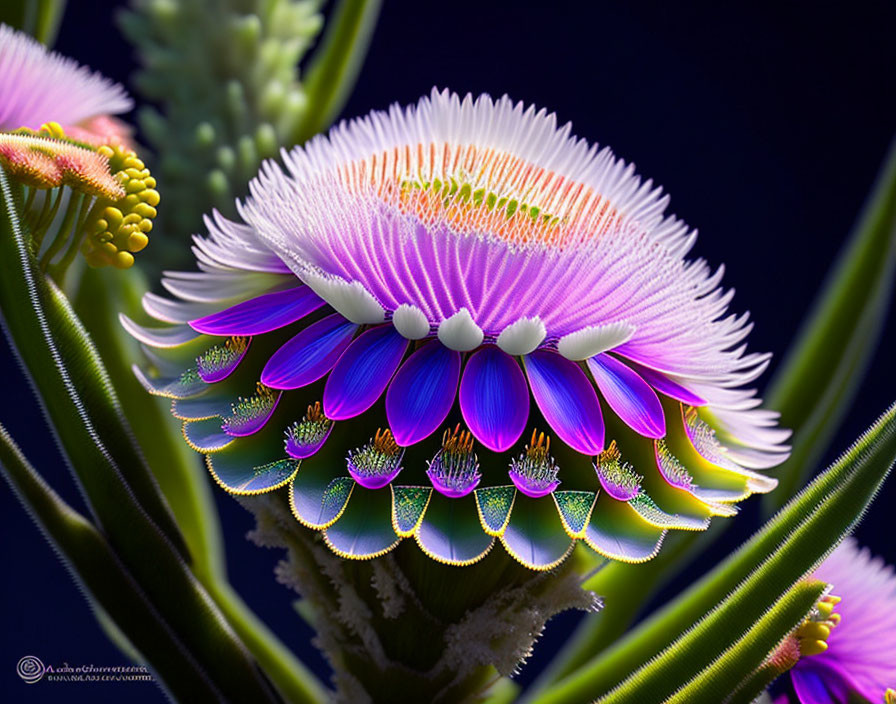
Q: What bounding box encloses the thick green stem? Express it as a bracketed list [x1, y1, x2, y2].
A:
[245, 492, 595, 704]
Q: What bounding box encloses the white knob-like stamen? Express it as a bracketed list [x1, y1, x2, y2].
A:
[557, 321, 636, 361]
[437, 308, 484, 351]
[496, 317, 546, 356]
[302, 273, 385, 324]
[392, 303, 430, 340]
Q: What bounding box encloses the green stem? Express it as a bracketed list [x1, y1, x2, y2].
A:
[26, 187, 62, 252]
[47, 193, 92, 284]
[23, 184, 36, 214]
[0, 0, 66, 46]
[294, 0, 382, 143]
[0, 424, 221, 702]
[659, 582, 823, 704]
[727, 662, 787, 704]
[205, 580, 330, 704]
[0, 166, 283, 703]
[764, 136, 896, 512]
[32, 0, 66, 45]
[39, 190, 82, 270]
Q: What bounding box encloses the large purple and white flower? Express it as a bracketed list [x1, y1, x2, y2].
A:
[126, 89, 789, 568]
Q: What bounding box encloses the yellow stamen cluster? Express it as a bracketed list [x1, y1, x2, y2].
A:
[81, 143, 159, 269]
[526, 428, 552, 460]
[795, 593, 841, 657]
[884, 688, 895, 704]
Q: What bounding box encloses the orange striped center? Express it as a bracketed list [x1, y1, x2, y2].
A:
[336, 142, 623, 248]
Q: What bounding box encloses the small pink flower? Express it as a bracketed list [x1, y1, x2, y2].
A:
[787, 539, 896, 704]
[0, 23, 131, 136]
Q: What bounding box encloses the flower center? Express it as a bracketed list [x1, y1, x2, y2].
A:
[345, 141, 623, 249]
[508, 429, 561, 498]
[426, 424, 481, 498]
[284, 402, 332, 459]
[346, 428, 404, 490]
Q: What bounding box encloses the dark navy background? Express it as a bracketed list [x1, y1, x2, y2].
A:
[2, 2, 895, 701]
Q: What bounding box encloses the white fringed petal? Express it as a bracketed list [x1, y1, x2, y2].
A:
[119, 315, 202, 348]
[392, 303, 430, 340]
[496, 317, 546, 356]
[557, 322, 636, 361]
[437, 308, 484, 351]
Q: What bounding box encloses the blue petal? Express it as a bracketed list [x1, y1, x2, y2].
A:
[385, 342, 461, 446]
[588, 354, 665, 439]
[460, 345, 528, 452]
[189, 286, 324, 335]
[324, 325, 408, 420]
[261, 314, 358, 390]
[524, 349, 604, 455]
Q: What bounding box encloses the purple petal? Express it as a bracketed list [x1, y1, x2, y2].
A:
[509, 471, 560, 498]
[261, 314, 358, 390]
[221, 389, 281, 437]
[791, 665, 850, 704]
[349, 465, 402, 490]
[324, 325, 408, 420]
[460, 345, 529, 452]
[587, 354, 665, 439]
[189, 286, 324, 336]
[623, 359, 707, 406]
[386, 342, 461, 447]
[523, 349, 604, 455]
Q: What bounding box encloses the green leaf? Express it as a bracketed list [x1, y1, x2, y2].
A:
[529, 401, 896, 704]
[0, 0, 66, 45]
[294, 0, 382, 143]
[73, 265, 226, 582]
[0, 169, 283, 704]
[765, 137, 896, 511]
[0, 423, 220, 702]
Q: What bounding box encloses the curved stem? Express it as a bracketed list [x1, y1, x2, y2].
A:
[293, 0, 382, 143]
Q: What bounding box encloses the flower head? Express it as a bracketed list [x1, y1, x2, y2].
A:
[128, 89, 789, 569]
[0, 23, 131, 134]
[0, 27, 155, 271]
[783, 539, 896, 704]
